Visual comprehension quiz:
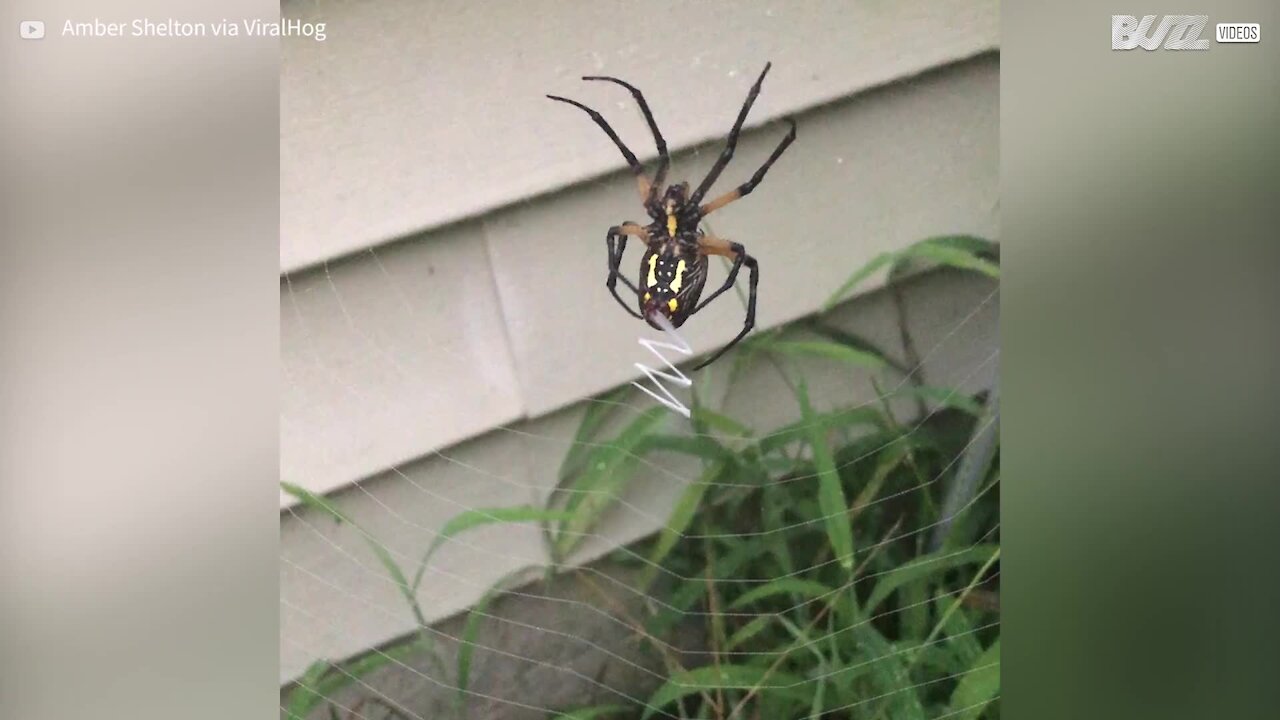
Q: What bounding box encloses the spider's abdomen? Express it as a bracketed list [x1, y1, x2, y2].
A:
[638, 245, 708, 328]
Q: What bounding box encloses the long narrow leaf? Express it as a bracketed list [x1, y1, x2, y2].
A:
[642, 665, 809, 719]
[852, 624, 925, 720]
[639, 433, 735, 463]
[948, 638, 1000, 720]
[890, 236, 1000, 282]
[639, 462, 720, 590]
[758, 406, 883, 457]
[728, 578, 835, 610]
[823, 250, 896, 310]
[692, 405, 753, 438]
[309, 640, 427, 711]
[283, 659, 333, 720]
[554, 407, 667, 560]
[797, 382, 855, 572]
[849, 442, 907, 521]
[864, 545, 999, 612]
[725, 614, 777, 651]
[455, 569, 530, 708]
[558, 385, 632, 482]
[411, 506, 569, 592]
[767, 340, 888, 371]
[281, 482, 416, 611]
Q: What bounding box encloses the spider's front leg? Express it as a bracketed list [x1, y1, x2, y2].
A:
[606, 223, 649, 320]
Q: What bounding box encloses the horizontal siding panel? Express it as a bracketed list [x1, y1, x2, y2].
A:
[281, 0, 998, 272]
[281, 221, 523, 502]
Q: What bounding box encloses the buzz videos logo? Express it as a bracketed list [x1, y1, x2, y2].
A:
[1113, 15, 1261, 50]
[1112, 15, 1211, 50]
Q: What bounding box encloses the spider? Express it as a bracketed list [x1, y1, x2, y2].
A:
[548, 62, 797, 370]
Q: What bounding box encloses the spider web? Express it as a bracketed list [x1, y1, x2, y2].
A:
[280, 42, 999, 720]
[280, 241, 998, 720]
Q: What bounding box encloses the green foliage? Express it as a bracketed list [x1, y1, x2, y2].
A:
[550, 406, 669, 562]
[282, 239, 1000, 720]
[947, 638, 1000, 719]
[411, 505, 570, 593]
[824, 234, 1000, 311]
[797, 379, 856, 572]
[766, 340, 889, 371]
[281, 642, 427, 720]
[641, 665, 811, 719]
[559, 242, 1001, 719]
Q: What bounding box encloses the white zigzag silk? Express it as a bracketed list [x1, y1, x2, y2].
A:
[631, 312, 693, 419]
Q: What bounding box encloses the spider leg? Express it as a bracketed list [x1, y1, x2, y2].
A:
[687, 62, 774, 207]
[606, 224, 648, 319]
[582, 76, 670, 205]
[691, 237, 746, 313]
[547, 94, 653, 201]
[698, 118, 797, 216]
[690, 235, 759, 371]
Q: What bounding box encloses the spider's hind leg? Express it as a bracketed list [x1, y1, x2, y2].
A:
[690, 235, 759, 371]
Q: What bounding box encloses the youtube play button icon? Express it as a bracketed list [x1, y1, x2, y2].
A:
[20, 20, 46, 40]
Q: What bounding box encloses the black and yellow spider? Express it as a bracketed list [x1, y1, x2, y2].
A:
[548, 62, 796, 370]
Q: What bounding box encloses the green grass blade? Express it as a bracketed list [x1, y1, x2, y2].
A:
[728, 578, 835, 610]
[824, 236, 998, 312]
[281, 482, 417, 615]
[823, 250, 896, 311]
[948, 638, 1000, 720]
[888, 385, 984, 416]
[758, 406, 883, 457]
[891, 237, 1000, 280]
[558, 385, 632, 482]
[642, 665, 809, 719]
[725, 614, 777, 651]
[797, 381, 855, 572]
[853, 624, 925, 720]
[807, 675, 827, 720]
[454, 573, 522, 709]
[777, 616, 825, 665]
[291, 639, 429, 719]
[936, 596, 983, 672]
[902, 234, 999, 263]
[411, 506, 569, 592]
[283, 659, 333, 719]
[638, 433, 736, 463]
[553, 407, 667, 560]
[638, 461, 720, 590]
[932, 387, 1000, 552]
[849, 441, 907, 521]
[864, 545, 999, 612]
[804, 322, 911, 375]
[766, 340, 888, 371]
[692, 405, 753, 438]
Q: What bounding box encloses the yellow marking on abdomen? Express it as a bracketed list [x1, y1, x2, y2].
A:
[668, 298, 678, 312]
[647, 254, 658, 287]
[670, 259, 687, 294]
[666, 213, 678, 236]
